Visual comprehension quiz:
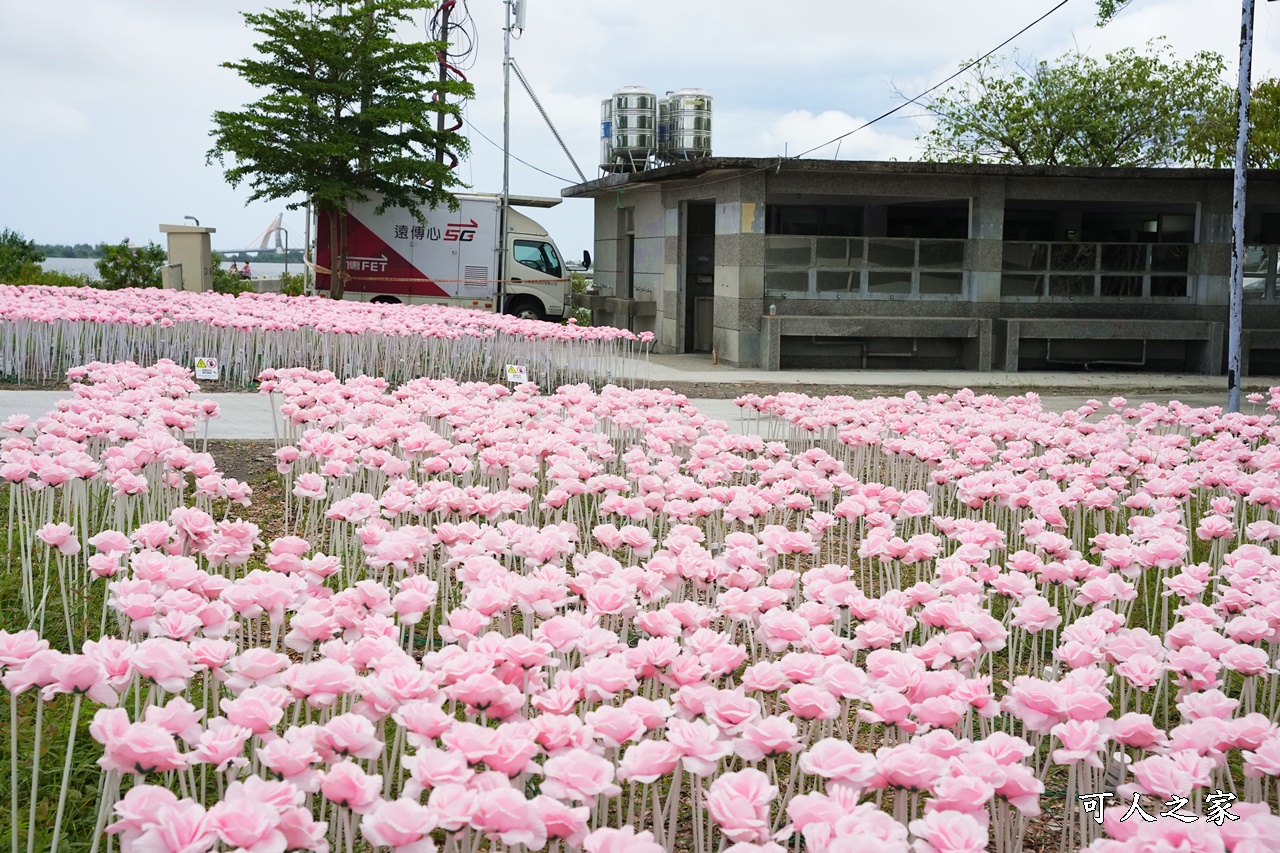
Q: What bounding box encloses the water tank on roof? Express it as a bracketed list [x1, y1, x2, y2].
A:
[657, 97, 670, 154]
[609, 86, 657, 172]
[599, 98, 614, 174]
[659, 88, 712, 162]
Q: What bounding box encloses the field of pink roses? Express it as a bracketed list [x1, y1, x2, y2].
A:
[0, 286, 650, 387]
[2, 358, 1280, 852]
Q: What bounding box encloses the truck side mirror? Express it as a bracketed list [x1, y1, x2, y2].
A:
[582, 250, 592, 269]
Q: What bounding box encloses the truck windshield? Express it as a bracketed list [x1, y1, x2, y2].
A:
[514, 240, 563, 278]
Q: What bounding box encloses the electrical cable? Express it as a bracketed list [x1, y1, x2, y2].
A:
[466, 118, 576, 184]
[453, 0, 478, 72]
[462, 100, 476, 187]
[794, 0, 1072, 158]
[622, 0, 1073, 193]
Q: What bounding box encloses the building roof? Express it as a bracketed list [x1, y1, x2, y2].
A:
[560, 157, 1279, 199]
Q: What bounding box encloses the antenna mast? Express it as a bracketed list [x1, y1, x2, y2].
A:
[499, 0, 519, 313]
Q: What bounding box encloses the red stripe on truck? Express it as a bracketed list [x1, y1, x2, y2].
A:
[315, 210, 451, 298]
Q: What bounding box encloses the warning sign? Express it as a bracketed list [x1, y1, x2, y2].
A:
[195, 358, 220, 381]
[505, 364, 528, 384]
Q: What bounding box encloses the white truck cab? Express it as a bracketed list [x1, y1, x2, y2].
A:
[503, 206, 568, 321]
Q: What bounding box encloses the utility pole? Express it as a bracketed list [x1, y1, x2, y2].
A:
[499, 0, 513, 314]
[434, 0, 453, 168]
[304, 199, 313, 293]
[1226, 0, 1256, 413]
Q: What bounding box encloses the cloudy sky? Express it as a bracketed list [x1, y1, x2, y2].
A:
[1, 0, 1277, 258]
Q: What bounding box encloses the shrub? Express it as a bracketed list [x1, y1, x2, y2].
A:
[0, 229, 45, 282]
[95, 240, 167, 290]
[568, 271, 592, 327]
[11, 261, 92, 287]
[279, 270, 306, 297]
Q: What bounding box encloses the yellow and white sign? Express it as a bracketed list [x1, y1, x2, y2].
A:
[194, 358, 220, 381]
[505, 364, 528, 384]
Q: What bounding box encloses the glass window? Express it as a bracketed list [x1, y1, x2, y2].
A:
[513, 240, 562, 278]
[1100, 244, 1147, 274]
[1001, 275, 1043, 297]
[1101, 276, 1143, 298]
[918, 241, 964, 269]
[919, 272, 963, 295]
[1049, 244, 1096, 273]
[817, 270, 860, 294]
[1244, 245, 1273, 277]
[765, 237, 812, 267]
[1048, 275, 1094, 297]
[867, 239, 915, 269]
[868, 271, 912, 294]
[1003, 243, 1049, 273]
[816, 237, 864, 267]
[1151, 245, 1190, 273]
[1151, 276, 1189, 298]
[764, 270, 809, 295]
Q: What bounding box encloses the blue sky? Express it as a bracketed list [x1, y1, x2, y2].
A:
[1, 0, 1276, 258]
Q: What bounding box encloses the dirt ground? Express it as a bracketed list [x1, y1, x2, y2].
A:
[205, 439, 288, 541]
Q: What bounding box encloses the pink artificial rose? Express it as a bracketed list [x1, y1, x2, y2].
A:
[907, 810, 988, 853]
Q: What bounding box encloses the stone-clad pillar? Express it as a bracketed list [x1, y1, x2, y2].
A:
[712, 170, 767, 366]
[968, 178, 1005, 304]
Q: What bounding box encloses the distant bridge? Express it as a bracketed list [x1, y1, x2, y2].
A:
[214, 247, 302, 255]
[246, 213, 285, 252]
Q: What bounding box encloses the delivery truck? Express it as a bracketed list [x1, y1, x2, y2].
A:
[315, 193, 585, 321]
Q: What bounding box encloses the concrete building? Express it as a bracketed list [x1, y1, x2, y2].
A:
[563, 159, 1280, 374]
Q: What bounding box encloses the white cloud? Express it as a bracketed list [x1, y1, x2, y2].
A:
[0, 96, 91, 138]
[1, 0, 1276, 255]
[739, 109, 918, 161]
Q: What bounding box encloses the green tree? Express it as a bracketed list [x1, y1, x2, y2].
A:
[95, 240, 167, 290]
[917, 41, 1231, 167]
[35, 243, 102, 259]
[0, 229, 45, 282]
[1095, 0, 1134, 22]
[208, 0, 471, 299]
[1186, 77, 1280, 168]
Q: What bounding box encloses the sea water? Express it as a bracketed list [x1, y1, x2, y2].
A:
[41, 258, 296, 281]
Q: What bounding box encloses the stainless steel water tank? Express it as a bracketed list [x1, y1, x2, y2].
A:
[599, 98, 614, 173]
[657, 98, 671, 157]
[661, 88, 712, 161]
[610, 86, 657, 171]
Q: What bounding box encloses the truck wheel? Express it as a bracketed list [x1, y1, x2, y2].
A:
[370, 295, 402, 305]
[505, 298, 546, 322]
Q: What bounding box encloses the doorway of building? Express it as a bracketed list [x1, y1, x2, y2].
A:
[684, 202, 715, 352]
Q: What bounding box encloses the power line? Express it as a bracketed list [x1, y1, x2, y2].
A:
[644, 0, 1073, 194]
[795, 0, 1072, 158]
[465, 118, 577, 184]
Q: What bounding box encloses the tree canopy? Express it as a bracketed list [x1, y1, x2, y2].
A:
[208, 0, 471, 298]
[1094, 0, 1135, 23]
[916, 40, 1280, 169]
[0, 229, 45, 282]
[95, 240, 167, 290]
